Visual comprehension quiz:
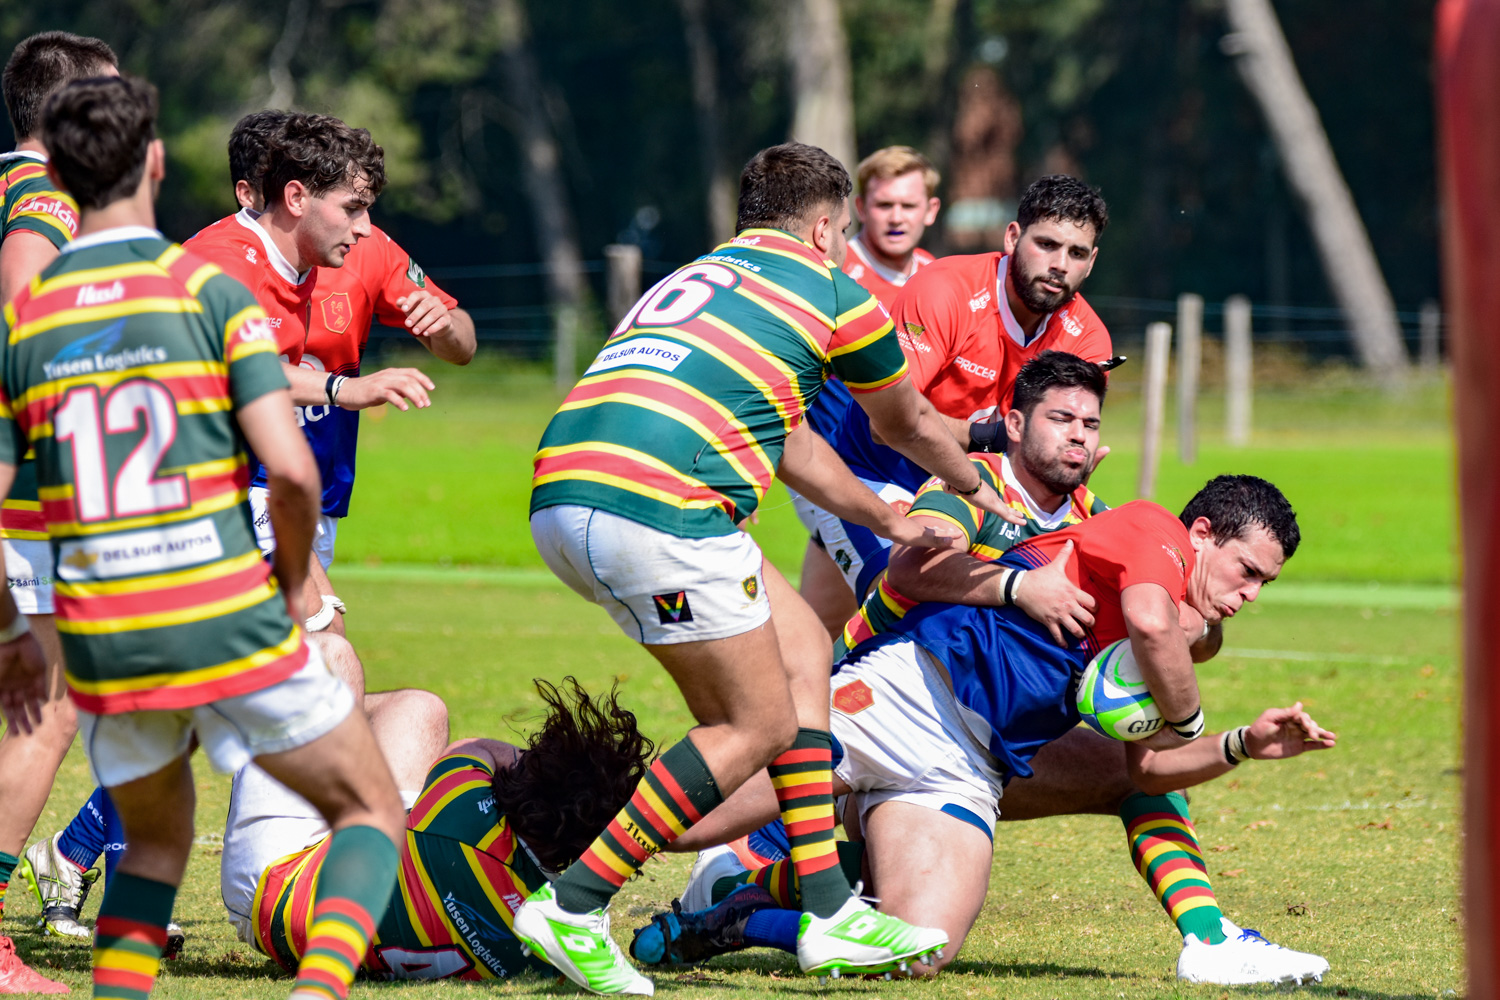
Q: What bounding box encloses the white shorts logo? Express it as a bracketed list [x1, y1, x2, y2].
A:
[585, 337, 692, 374]
[57, 518, 224, 581]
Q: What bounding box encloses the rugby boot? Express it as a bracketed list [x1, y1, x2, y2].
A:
[512, 883, 653, 996]
[164, 922, 185, 960]
[0, 936, 68, 993]
[678, 844, 748, 914]
[796, 896, 947, 978]
[629, 884, 776, 965]
[17, 835, 97, 942]
[1177, 917, 1330, 985]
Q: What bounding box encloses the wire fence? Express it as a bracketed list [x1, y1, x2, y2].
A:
[367, 258, 1445, 367]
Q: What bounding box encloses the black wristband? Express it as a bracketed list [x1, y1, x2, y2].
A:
[952, 478, 983, 496]
[967, 421, 1004, 453]
[325, 372, 338, 406]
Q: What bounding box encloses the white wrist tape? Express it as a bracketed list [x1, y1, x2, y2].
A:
[1167, 706, 1205, 741]
[305, 594, 347, 632]
[1221, 726, 1251, 765]
[0, 612, 31, 643]
[998, 568, 1025, 605]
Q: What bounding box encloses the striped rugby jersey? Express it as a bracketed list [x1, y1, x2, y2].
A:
[0, 226, 307, 714]
[835, 452, 1107, 659]
[0, 151, 80, 543]
[252, 753, 551, 982]
[532, 228, 908, 537]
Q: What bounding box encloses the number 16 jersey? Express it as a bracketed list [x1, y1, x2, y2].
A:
[0, 226, 307, 714]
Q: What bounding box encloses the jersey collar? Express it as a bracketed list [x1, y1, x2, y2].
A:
[234, 207, 310, 286]
[59, 225, 163, 254]
[1, 149, 46, 165]
[996, 254, 1055, 349]
[849, 233, 917, 285]
[1000, 452, 1073, 528]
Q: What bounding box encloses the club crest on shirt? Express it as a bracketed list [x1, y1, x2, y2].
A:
[833, 679, 875, 715]
[406, 257, 428, 288]
[1163, 544, 1187, 575]
[742, 576, 759, 600]
[320, 292, 352, 334]
[654, 591, 693, 624]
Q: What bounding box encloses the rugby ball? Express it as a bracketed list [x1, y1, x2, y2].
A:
[1076, 639, 1163, 741]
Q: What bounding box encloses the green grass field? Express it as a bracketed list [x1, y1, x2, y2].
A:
[2, 355, 1463, 998]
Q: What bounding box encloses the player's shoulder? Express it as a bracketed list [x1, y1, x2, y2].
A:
[1092, 499, 1182, 535]
[1049, 292, 1109, 343]
[1070, 482, 1110, 517]
[912, 247, 937, 267]
[898, 252, 1000, 311]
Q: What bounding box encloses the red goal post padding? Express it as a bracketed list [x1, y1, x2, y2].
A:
[1438, 0, 1500, 993]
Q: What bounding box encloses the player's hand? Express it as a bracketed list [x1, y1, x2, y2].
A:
[1012, 539, 1096, 645]
[0, 631, 48, 736]
[397, 291, 454, 339]
[1244, 701, 1337, 759]
[339, 368, 435, 411]
[882, 513, 962, 550]
[942, 480, 1026, 525]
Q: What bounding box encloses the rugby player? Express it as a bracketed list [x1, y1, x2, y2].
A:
[842, 146, 940, 310]
[648, 476, 1335, 985]
[798, 145, 943, 630]
[220, 677, 658, 983]
[0, 76, 405, 1000]
[517, 142, 1019, 994]
[0, 30, 117, 996]
[795, 174, 1114, 632]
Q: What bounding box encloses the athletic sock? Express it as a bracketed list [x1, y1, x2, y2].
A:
[711, 841, 864, 907]
[555, 736, 722, 915]
[290, 825, 399, 1000]
[58, 788, 112, 872]
[92, 871, 176, 999]
[767, 728, 847, 918]
[102, 792, 125, 885]
[1121, 791, 1227, 945]
[0, 851, 15, 920]
[743, 908, 800, 954]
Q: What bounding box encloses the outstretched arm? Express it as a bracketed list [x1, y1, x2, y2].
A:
[1125, 702, 1336, 795]
[281, 361, 436, 411]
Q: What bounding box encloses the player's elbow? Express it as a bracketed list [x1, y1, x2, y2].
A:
[1124, 604, 1178, 642]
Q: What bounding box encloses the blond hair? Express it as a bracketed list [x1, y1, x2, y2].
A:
[855, 146, 940, 198]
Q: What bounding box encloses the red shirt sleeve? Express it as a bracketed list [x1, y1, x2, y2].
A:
[1081, 502, 1192, 602]
[1070, 300, 1113, 365]
[367, 231, 458, 332]
[890, 266, 966, 395]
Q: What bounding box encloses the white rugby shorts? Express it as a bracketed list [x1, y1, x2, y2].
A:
[248, 486, 339, 571]
[4, 538, 53, 614]
[221, 760, 421, 947]
[789, 480, 915, 600]
[530, 505, 769, 645]
[830, 640, 1006, 836]
[77, 645, 354, 789]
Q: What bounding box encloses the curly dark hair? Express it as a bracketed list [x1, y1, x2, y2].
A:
[1016, 174, 1109, 240]
[1179, 474, 1301, 559]
[229, 109, 290, 189]
[260, 111, 385, 209]
[493, 677, 656, 872]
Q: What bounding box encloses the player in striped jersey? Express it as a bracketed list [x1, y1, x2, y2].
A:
[0, 76, 405, 1000]
[0, 31, 117, 996]
[220, 678, 655, 984]
[520, 143, 1022, 994]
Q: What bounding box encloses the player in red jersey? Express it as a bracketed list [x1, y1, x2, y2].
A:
[0, 31, 117, 997]
[892, 174, 1112, 443]
[841, 147, 940, 310]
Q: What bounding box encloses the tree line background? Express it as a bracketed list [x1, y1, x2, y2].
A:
[0, 0, 1437, 361]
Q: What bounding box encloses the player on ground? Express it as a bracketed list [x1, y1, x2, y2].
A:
[221, 677, 658, 982]
[648, 476, 1335, 985]
[796, 174, 1114, 632]
[841, 146, 940, 310]
[0, 30, 117, 995]
[517, 142, 1021, 994]
[0, 76, 405, 1000]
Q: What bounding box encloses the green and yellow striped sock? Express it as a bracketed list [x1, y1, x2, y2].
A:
[768, 729, 847, 918]
[1121, 791, 1227, 944]
[92, 871, 176, 1000]
[290, 825, 399, 1000]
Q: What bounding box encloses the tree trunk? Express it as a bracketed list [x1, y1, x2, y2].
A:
[495, 0, 587, 391]
[786, 0, 856, 172]
[1222, 0, 1409, 382]
[677, 0, 736, 243]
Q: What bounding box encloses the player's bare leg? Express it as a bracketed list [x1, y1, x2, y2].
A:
[363, 689, 449, 792]
[798, 540, 859, 639]
[310, 632, 365, 702]
[996, 726, 1136, 819]
[0, 617, 72, 865]
[861, 801, 993, 975]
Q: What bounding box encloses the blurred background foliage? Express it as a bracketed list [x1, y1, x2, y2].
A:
[0, 0, 1437, 352]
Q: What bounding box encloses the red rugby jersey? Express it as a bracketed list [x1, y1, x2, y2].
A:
[891, 252, 1111, 424]
[841, 234, 935, 311]
[184, 210, 316, 363]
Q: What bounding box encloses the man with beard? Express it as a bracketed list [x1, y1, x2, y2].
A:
[793, 176, 1112, 631]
